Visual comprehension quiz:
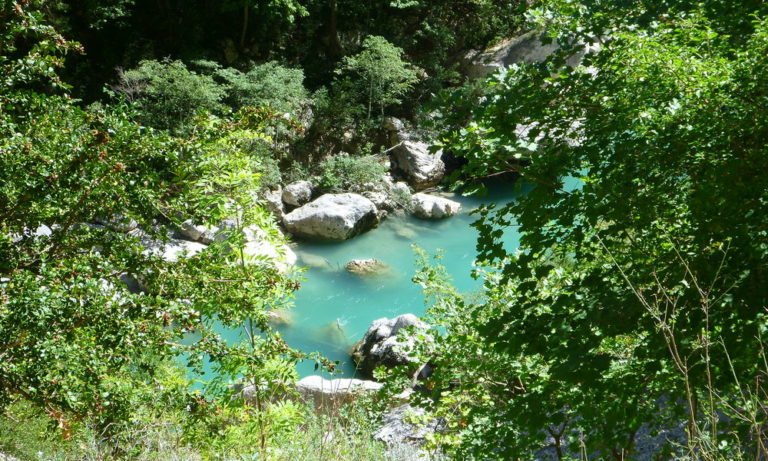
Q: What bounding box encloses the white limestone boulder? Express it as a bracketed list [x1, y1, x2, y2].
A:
[262, 186, 285, 219]
[374, 404, 444, 450]
[296, 375, 383, 410]
[282, 180, 314, 207]
[351, 314, 431, 378]
[241, 225, 297, 272]
[141, 238, 207, 263]
[283, 193, 379, 241]
[178, 219, 217, 244]
[94, 215, 138, 233]
[410, 193, 461, 219]
[389, 141, 445, 191]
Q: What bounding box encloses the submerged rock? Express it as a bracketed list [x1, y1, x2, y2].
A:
[283, 193, 379, 241]
[265, 309, 295, 327]
[297, 252, 336, 272]
[345, 258, 390, 276]
[351, 314, 431, 378]
[410, 193, 461, 219]
[282, 180, 314, 207]
[296, 375, 383, 410]
[389, 216, 432, 241]
[394, 226, 418, 240]
[389, 141, 445, 191]
[315, 320, 350, 349]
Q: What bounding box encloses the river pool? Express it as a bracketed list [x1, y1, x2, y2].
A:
[272, 179, 531, 377]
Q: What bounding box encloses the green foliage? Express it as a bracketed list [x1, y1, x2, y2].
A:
[335, 36, 419, 119]
[0, 5, 309, 446]
[411, 2, 768, 459]
[213, 60, 311, 159]
[316, 154, 388, 193]
[382, 0, 525, 90]
[199, 106, 303, 191]
[0, 394, 392, 460]
[298, 36, 419, 157]
[215, 61, 311, 114]
[0, 0, 81, 91]
[290, 0, 525, 94]
[300, 86, 370, 158]
[50, 0, 136, 30]
[219, 0, 309, 49]
[113, 59, 225, 133]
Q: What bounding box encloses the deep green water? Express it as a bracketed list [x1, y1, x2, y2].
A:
[206, 178, 535, 380]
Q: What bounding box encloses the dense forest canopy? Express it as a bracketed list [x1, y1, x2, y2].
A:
[1, 0, 767, 459]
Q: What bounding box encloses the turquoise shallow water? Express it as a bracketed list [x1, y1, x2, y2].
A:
[205, 179, 527, 379]
[276, 179, 531, 377]
[193, 176, 582, 382]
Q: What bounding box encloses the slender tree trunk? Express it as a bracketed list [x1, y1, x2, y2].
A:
[328, 0, 342, 57]
[240, 3, 249, 48]
[368, 78, 373, 120]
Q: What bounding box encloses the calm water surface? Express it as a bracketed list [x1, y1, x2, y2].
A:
[211, 178, 535, 379]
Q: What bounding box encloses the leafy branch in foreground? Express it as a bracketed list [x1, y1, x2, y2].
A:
[405, 3, 768, 459]
[0, 2, 317, 452]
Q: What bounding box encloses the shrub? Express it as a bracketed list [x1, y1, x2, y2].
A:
[316, 154, 388, 192]
[113, 59, 225, 133]
[216, 61, 311, 115]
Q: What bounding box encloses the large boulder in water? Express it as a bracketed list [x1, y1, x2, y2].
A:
[389, 141, 445, 191]
[410, 193, 461, 219]
[351, 314, 430, 378]
[283, 193, 379, 241]
[296, 375, 382, 410]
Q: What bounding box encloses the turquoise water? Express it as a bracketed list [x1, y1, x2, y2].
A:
[274, 179, 531, 377]
[192, 176, 583, 383]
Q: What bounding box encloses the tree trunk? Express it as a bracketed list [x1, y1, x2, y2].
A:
[240, 3, 249, 48]
[327, 0, 342, 58]
[368, 78, 373, 120]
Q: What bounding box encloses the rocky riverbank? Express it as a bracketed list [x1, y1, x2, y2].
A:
[260, 117, 462, 244]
